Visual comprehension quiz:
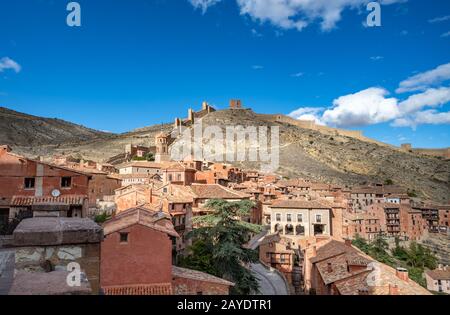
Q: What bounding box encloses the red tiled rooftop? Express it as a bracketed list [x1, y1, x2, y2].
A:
[270, 199, 331, 209]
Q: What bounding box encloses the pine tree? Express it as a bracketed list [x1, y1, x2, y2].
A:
[184, 199, 262, 295]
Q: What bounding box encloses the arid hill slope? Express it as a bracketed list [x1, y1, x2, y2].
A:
[2, 107, 449, 203]
[0, 107, 112, 146]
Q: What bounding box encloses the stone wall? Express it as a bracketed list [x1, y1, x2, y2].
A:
[401, 144, 450, 159]
[14, 243, 101, 293]
[257, 114, 367, 141]
[12, 217, 103, 294]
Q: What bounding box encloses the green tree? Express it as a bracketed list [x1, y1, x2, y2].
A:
[179, 240, 218, 276]
[352, 234, 371, 254]
[94, 213, 111, 224]
[132, 152, 154, 161]
[369, 234, 395, 265]
[406, 242, 437, 269]
[185, 199, 262, 295]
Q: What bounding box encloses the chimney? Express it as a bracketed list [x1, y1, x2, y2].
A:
[327, 262, 333, 273]
[345, 238, 352, 247]
[388, 284, 399, 295]
[396, 267, 409, 282]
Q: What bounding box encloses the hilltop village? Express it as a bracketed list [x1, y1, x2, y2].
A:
[0, 101, 449, 295]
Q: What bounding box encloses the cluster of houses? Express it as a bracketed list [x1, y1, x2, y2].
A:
[1, 114, 449, 295]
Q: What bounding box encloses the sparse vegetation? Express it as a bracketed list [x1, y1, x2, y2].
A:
[353, 234, 438, 288]
[94, 213, 111, 224]
[132, 152, 154, 161]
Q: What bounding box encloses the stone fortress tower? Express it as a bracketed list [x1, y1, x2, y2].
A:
[155, 131, 171, 163]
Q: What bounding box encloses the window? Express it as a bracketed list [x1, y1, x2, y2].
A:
[61, 177, 72, 188]
[296, 225, 305, 236]
[287, 214, 292, 222]
[120, 232, 129, 243]
[24, 177, 35, 189]
[316, 214, 322, 223]
[297, 214, 303, 222]
[177, 174, 182, 181]
[285, 224, 294, 235]
[168, 174, 173, 181]
[276, 214, 281, 222]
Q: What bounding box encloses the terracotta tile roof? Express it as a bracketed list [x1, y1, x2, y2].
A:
[117, 161, 163, 169]
[310, 239, 431, 295]
[426, 269, 450, 281]
[103, 206, 179, 237]
[11, 195, 87, 206]
[277, 179, 311, 188]
[270, 199, 331, 209]
[172, 266, 234, 287]
[334, 271, 372, 295]
[383, 203, 402, 209]
[190, 184, 251, 199]
[316, 254, 371, 285]
[163, 185, 196, 203]
[310, 240, 355, 264]
[102, 283, 173, 295]
[370, 264, 431, 295]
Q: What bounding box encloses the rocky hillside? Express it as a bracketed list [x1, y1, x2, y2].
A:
[195, 109, 450, 203]
[0, 107, 112, 146]
[2, 106, 449, 203]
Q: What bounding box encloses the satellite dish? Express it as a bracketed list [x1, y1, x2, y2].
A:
[51, 189, 61, 197]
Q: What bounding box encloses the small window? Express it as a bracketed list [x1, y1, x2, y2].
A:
[24, 178, 35, 189]
[276, 214, 281, 222]
[120, 232, 129, 243]
[297, 214, 303, 222]
[316, 214, 322, 223]
[61, 177, 72, 188]
[287, 214, 292, 222]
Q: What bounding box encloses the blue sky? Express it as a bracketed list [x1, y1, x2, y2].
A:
[0, 0, 449, 148]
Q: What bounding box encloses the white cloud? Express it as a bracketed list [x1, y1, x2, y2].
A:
[251, 28, 263, 37]
[392, 110, 450, 129]
[289, 85, 450, 129]
[189, 0, 221, 13]
[188, 0, 405, 31]
[288, 107, 325, 125]
[291, 72, 304, 77]
[429, 15, 450, 23]
[441, 31, 450, 38]
[398, 87, 450, 115]
[322, 87, 400, 127]
[252, 65, 264, 70]
[396, 62, 450, 93]
[370, 56, 384, 61]
[0, 57, 21, 73]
